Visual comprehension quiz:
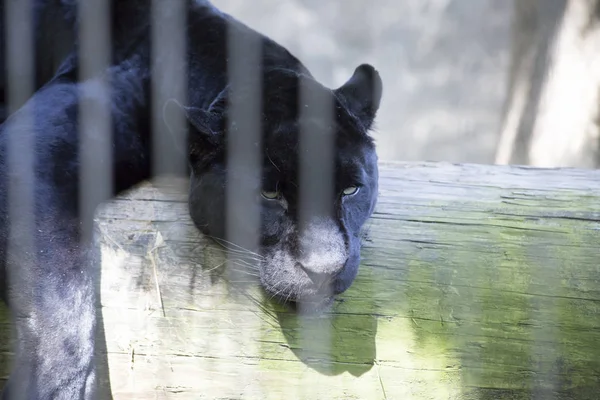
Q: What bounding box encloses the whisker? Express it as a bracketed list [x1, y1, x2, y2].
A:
[229, 268, 260, 278]
[204, 260, 227, 273]
[266, 151, 281, 172]
[231, 258, 260, 269]
[269, 280, 293, 303]
[284, 286, 295, 304]
[218, 244, 261, 256]
[228, 252, 264, 262]
[204, 244, 264, 262]
[226, 257, 260, 269]
[209, 236, 265, 258]
[267, 285, 283, 301]
[228, 267, 260, 278]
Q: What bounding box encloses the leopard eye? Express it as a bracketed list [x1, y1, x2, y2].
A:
[261, 190, 280, 200]
[342, 186, 359, 196]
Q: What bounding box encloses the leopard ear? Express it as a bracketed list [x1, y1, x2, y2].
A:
[335, 64, 383, 131]
[162, 99, 223, 161]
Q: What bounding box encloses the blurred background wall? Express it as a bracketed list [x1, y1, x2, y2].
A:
[211, 0, 600, 169]
[212, 0, 512, 164]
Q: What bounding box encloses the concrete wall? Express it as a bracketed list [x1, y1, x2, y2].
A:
[212, 0, 514, 163]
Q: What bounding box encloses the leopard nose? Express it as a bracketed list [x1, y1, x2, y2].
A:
[296, 217, 347, 277]
[298, 263, 339, 286]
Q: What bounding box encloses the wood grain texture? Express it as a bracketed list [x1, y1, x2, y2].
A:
[1, 161, 600, 399]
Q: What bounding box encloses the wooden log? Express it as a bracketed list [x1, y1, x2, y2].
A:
[1, 161, 600, 399]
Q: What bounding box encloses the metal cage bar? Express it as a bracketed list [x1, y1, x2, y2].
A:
[4, 0, 36, 396]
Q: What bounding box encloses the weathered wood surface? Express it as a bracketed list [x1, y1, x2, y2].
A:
[1, 161, 600, 399]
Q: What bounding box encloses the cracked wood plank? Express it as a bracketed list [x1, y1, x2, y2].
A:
[1, 161, 600, 399]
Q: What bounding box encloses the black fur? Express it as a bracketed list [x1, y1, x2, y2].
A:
[0, 0, 383, 398]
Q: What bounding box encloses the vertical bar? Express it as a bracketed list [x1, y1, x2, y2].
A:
[78, 0, 112, 241]
[5, 0, 35, 396]
[457, 264, 484, 390]
[151, 0, 187, 179]
[529, 245, 558, 400]
[298, 76, 336, 248]
[298, 73, 336, 379]
[77, 1, 112, 395]
[5, 0, 34, 116]
[225, 22, 262, 285]
[150, 0, 188, 389]
[225, 19, 262, 389]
